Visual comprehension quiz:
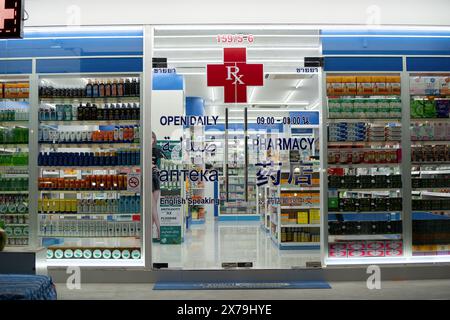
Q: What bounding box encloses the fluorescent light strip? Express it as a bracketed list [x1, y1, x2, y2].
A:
[211, 88, 216, 102]
[154, 47, 318, 52]
[248, 88, 256, 102]
[155, 25, 450, 31]
[207, 102, 309, 106]
[295, 79, 305, 89]
[168, 59, 306, 64]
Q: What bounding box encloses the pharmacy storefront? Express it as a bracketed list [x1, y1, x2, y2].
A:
[1, 23, 449, 282]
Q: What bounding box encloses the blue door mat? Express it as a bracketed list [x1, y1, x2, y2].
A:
[154, 281, 331, 290]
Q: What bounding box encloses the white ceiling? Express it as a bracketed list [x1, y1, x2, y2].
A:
[153, 27, 322, 114]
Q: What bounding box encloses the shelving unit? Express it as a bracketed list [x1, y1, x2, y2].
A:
[409, 73, 450, 257]
[219, 129, 259, 221]
[324, 73, 405, 260]
[37, 74, 143, 261]
[0, 77, 31, 247]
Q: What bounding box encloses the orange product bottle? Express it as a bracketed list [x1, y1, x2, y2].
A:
[122, 175, 127, 190]
[96, 175, 102, 190]
[118, 175, 123, 190]
[113, 175, 118, 189]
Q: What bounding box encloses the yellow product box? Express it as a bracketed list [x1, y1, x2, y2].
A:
[386, 76, 401, 95]
[296, 211, 309, 224]
[4, 83, 20, 98]
[357, 76, 374, 95]
[309, 209, 320, 224]
[372, 76, 387, 95]
[71, 199, 77, 212]
[59, 199, 65, 212]
[16, 83, 29, 98]
[326, 76, 344, 96]
[342, 76, 357, 95]
[0, 83, 3, 98]
[38, 199, 42, 212]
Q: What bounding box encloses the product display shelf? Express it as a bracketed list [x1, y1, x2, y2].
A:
[409, 73, 450, 257]
[38, 75, 143, 261]
[0, 77, 31, 248]
[325, 73, 406, 261]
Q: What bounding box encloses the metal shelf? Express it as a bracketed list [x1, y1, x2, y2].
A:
[280, 224, 321, 228]
[334, 188, 402, 192]
[329, 234, 402, 241]
[412, 162, 450, 165]
[40, 166, 139, 171]
[328, 211, 402, 214]
[39, 142, 140, 148]
[40, 120, 140, 125]
[39, 96, 140, 102]
[328, 141, 401, 146]
[411, 141, 450, 145]
[280, 206, 320, 210]
[280, 242, 320, 246]
[38, 235, 139, 238]
[280, 186, 320, 191]
[328, 163, 400, 168]
[38, 190, 138, 195]
[0, 191, 29, 194]
[328, 118, 401, 123]
[410, 118, 450, 122]
[0, 121, 29, 125]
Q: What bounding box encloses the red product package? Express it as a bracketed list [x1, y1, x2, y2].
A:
[366, 241, 385, 250]
[347, 241, 366, 250]
[385, 249, 403, 257]
[348, 250, 367, 257]
[329, 243, 347, 250]
[386, 241, 403, 250]
[329, 250, 347, 258]
[366, 250, 385, 257]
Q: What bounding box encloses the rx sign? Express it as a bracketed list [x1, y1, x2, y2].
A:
[207, 48, 263, 103]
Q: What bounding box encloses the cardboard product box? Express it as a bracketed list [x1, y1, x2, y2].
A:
[424, 76, 441, 95]
[347, 241, 366, 250]
[366, 241, 385, 250]
[385, 249, 403, 257]
[342, 76, 357, 95]
[357, 76, 375, 95]
[309, 209, 320, 224]
[329, 249, 347, 258]
[327, 76, 344, 96]
[348, 249, 367, 257]
[385, 240, 403, 250]
[386, 76, 401, 95]
[329, 243, 347, 250]
[366, 249, 385, 257]
[297, 211, 309, 224]
[440, 76, 450, 95]
[410, 76, 426, 95]
[373, 76, 387, 95]
[328, 250, 347, 258]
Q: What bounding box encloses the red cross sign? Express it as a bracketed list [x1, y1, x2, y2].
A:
[207, 48, 263, 103]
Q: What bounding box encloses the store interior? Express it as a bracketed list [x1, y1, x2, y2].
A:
[0, 25, 449, 271]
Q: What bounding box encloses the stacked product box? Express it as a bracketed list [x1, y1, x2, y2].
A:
[411, 145, 449, 163]
[411, 122, 450, 141]
[327, 75, 401, 96]
[410, 76, 450, 96]
[411, 99, 450, 119]
[328, 148, 401, 164]
[329, 240, 403, 258]
[328, 98, 402, 119]
[39, 219, 141, 237]
[280, 209, 320, 225]
[328, 123, 402, 142]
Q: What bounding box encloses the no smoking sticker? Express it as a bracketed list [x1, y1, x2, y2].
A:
[127, 173, 141, 192]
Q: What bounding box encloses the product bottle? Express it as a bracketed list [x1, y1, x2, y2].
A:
[114, 104, 121, 120]
[93, 80, 99, 98]
[124, 79, 131, 97]
[86, 80, 93, 98]
[99, 80, 105, 97]
[130, 79, 137, 96]
[111, 79, 118, 97]
[117, 79, 125, 97]
[105, 80, 111, 97]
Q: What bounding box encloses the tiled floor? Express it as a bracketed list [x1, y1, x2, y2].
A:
[152, 219, 321, 269]
[55, 279, 450, 300]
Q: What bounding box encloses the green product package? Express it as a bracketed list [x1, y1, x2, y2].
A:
[411, 100, 424, 118]
[423, 100, 437, 118]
